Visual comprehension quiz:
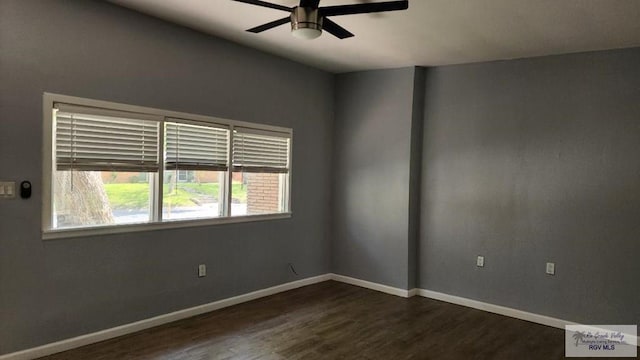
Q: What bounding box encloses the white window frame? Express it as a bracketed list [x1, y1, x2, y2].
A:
[42, 93, 292, 240]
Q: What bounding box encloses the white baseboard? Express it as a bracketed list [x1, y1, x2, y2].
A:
[0, 274, 331, 360]
[416, 289, 639, 347]
[416, 289, 574, 329]
[329, 273, 414, 298]
[329, 274, 576, 332]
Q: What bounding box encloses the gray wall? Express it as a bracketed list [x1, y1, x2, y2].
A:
[332, 68, 421, 289]
[419, 48, 640, 324]
[0, 0, 333, 354]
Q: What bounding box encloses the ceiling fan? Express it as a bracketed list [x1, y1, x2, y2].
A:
[233, 0, 409, 40]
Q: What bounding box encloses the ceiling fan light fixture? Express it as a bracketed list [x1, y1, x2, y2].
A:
[290, 7, 323, 40]
[292, 27, 322, 39]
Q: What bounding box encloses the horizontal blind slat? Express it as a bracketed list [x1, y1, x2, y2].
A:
[56, 140, 159, 151]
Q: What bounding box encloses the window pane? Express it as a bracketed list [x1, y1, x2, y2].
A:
[163, 170, 224, 220]
[231, 172, 286, 216]
[53, 170, 151, 229]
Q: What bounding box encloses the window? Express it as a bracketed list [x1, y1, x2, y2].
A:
[52, 104, 159, 228]
[231, 128, 290, 216]
[177, 170, 189, 182]
[43, 94, 291, 236]
[163, 121, 229, 220]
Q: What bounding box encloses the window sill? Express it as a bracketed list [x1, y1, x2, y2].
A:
[42, 213, 292, 240]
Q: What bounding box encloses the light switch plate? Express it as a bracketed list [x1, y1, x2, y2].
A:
[477, 256, 485, 267]
[0, 181, 16, 199]
[198, 264, 206, 277]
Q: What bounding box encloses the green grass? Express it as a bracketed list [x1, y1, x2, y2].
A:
[104, 183, 151, 209]
[232, 183, 247, 202]
[104, 182, 247, 209]
[174, 182, 247, 201]
[162, 187, 199, 207]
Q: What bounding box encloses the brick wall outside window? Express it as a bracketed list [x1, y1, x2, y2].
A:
[245, 173, 281, 214]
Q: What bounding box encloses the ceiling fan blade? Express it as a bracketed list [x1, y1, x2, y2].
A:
[323, 18, 354, 39]
[247, 17, 291, 33]
[233, 0, 292, 12]
[300, 0, 320, 8]
[320, 0, 408, 17]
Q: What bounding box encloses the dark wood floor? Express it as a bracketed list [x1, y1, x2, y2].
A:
[39, 281, 629, 360]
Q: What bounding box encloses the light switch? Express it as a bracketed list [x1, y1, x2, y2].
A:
[477, 256, 485, 267]
[0, 181, 16, 199]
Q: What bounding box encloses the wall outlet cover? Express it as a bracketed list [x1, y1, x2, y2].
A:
[476, 256, 485, 267]
[198, 264, 206, 277]
[546, 262, 555, 275]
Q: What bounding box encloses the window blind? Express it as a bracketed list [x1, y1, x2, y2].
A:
[54, 103, 160, 172]
[165, 121, 229, 171]
[232, 128, 290, 173]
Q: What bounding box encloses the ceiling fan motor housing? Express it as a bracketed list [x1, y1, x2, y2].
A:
[291, 7, 323, 33]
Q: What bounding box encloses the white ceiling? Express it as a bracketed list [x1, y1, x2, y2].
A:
[111, 0, 640, 73]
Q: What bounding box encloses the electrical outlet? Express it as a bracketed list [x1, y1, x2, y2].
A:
[198, 264, 206, 277]
[546, 262, 555, 275]
[476, 256, 485, 267]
